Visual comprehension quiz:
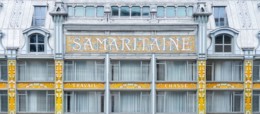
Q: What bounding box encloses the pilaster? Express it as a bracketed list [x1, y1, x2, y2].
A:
[151, 54, 156, 114]
[243, 48, 254, 114]
[54, 60, 64, 114]
[6, 49, 17, 114]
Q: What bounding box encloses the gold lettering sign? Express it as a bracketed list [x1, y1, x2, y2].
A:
[206, 82, 244, 90]
[64, 82, 105, 90]
[66, 35, 195, 53]
[156, 82, 197, 90]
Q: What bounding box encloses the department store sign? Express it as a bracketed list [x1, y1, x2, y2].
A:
[66, 35, 196, 53]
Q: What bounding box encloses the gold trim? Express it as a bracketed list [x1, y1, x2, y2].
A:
[55, 60, 63, 114]
[156, 82, 197, 90]
[110, 82, 150, 90]
[0, 82, 7, 89]
[206, 82, 244, 90]
[198, 61, 206, 114]
[17, 82, 55, 89]
[64, 82, 105, 90]
[244, 60, 253, 114]
[8, 60, 16, 114]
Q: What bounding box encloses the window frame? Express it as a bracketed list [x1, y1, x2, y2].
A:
[29, 33, 45, 53]
[214, 34, 233, 53]
[32, 5, 47, 27]
[213, 6, 229, 27]
[111, 5, 151, 19]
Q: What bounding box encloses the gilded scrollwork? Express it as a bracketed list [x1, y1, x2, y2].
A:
[198, 61, 206, 114]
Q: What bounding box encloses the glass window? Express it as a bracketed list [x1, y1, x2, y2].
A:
[96, 6, 104, 17]
[187, 6, 193, 16]
[253, 91, 260, 112]
[111, 6, 119, 16]
[68, 6, 74, 16]
[215, 34, 232, 53]
[29, 34, 45, 52]
[207, 91, 243, 113]
[32, 6, 47, 26]
[0, 91, 7, 112]
[176, 6, 186, 17]
[131, 6, 141, 16]
[214, 6, 228, 27]
[206, 60, 243, 81]
[254, 61, 260, 81]
[157, 6, 165, 17]
[142, 6, 150, 16]
[86, 6, 95, 17]
[0, 61, 7, 81]
[156, 91, 196, 113]
[166, 6, 175, 17]
[120, 6, 130, 16]
[75, 6, 85, 17]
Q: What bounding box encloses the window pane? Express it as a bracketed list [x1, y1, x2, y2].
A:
[131, 6, 141, 16]
[253, 95, 259, 112]
[111, 6, 119, 16]
[96, 6, 104, 17]
[86, 6, 95, 17]
[234, 95, 242, 112]
[214, 7, 228, 27]
[224, 35, 231, 44]
[224, 45, 231, 52]
[30, 45, 37, 52]
[38, 44, 44, 52]
[68, 7, 74, 16]
[38, 35, 44, 43]
[215, 35, 223, 44]
[166, 6, 175, 17]
[176, 6, 186, 17]
[215, 45, 223, 52]
[75, 6, 85, 17]
[120, 6, 130, 16]
[142, 6, 150, 16]
[254, 65, 260, 81]
[157, 6, 164, 17]
[32, 6, 46, 26]
[187, 6, 193, 16]
[30, 35, 37, 43]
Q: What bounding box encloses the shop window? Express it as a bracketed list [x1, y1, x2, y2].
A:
[157, 91, 196, 113]
[64, 91, 104, 113]
[111, 91, 150, 113]
[207, 91, 243, 113]
[17, 91, 54, 112]
[157, 60, 197, 81]
[213, 6, 228, 27]
[64, 60, 105, 81]
[32, 6, 47, 26]
[111, 60, 150, 81]
[206, 60, 243, 81]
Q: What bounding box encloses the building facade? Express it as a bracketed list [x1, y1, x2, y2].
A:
[0, 0, 260, 114]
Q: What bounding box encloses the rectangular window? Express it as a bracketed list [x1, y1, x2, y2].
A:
[206, 60, 243, 81]
[111, 6, 119, 16]
[254, 61, 260, 81]
[86, 6, 95, 17]
[187, 6, 193, 16]
[157, 6, 165, 17]
[207, 91, 243, 113]
[68, 6, 74, 16]
[32, 6, 47, 26]
[157, 61, 197, 81]
[0, 61, 7, 81]
[111, 91, 150, 113]
[64, 60, 105, 81]
[111, 60, 150, 81]
[156, 91, 196, 113]
[0, 91, 7, 112]
[120, 6, 130, 16]
[166, 6, 175, 17]
[18, 60, 55, 81]
[142, 6, 150, 16]
[17, 91, 54, 112]
[253, 91, 260, 112]
[176, 6, 186, 17]
[96, 6, 104, 17]
[75, 6, 85, 17]
[131, 6, 141, 16]
[64, 91, 104, 113]
[213, 6, 228, 27]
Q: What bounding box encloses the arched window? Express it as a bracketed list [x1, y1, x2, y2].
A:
[215, 34, 232, 52]
[29, 33, 45, 52]
[208, 27, 240, 54]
